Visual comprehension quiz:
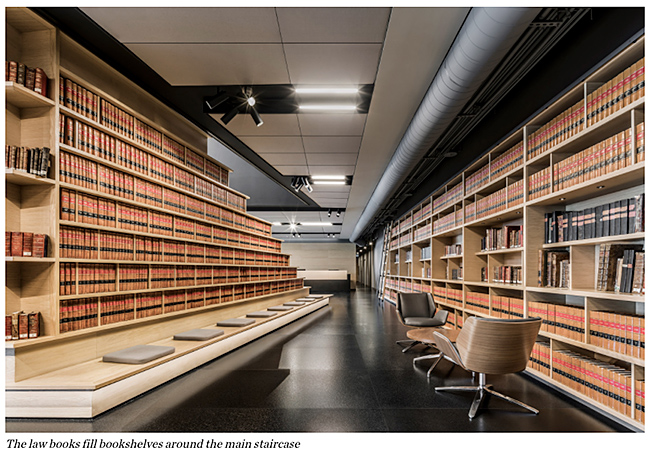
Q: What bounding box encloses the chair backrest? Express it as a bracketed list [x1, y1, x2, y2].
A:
[456, 317, 541, 375]
[396, 292, 435, 321]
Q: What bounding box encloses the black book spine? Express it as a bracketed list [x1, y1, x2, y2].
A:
[627, 197, 636, 235]
[596, 205, 603, 238]
[603, 203, 611, 237]
[620, 199, 629, 235]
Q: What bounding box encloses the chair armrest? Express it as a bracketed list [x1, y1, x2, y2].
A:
[432, 309, 449, 325]
[433, 331, 464, 369]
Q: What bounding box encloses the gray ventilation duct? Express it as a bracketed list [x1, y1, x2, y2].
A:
[351, 7, 541, 244]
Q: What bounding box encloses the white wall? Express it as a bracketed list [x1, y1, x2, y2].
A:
[282, 242, 356, 289]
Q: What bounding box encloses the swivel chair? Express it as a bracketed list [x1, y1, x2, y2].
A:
[395, 292, 449, 352]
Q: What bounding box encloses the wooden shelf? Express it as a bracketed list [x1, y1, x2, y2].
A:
[432, 226, 463, 238]
[464, 163, 524, 200]
[539, 331, 645, 366]
[440, 254, 462, 260]
[476, 247, 523, 256]
[464, 204, 524, 228]
[5, 169, 56, 186]
[6, 256, 55, 262]
[525, 286, 645, 303]
[5, 82, 55, 109]
[542, 232, 645, 248]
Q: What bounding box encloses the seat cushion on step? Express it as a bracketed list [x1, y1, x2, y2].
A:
[267, 305, 293, 311]
[216, 318, 255, 327]
[103, 345, 175, 364]
[246, 311, 278, 318]
[295, 298, 315, 302]
[173, 329, 225, 341]
[284, 301, 306, 306]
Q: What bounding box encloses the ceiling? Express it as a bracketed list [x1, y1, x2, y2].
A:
[79, 7, 471, 241]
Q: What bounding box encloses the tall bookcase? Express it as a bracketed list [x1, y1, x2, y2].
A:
[5, 9, 304, 380]
[384, 36, 645, 431]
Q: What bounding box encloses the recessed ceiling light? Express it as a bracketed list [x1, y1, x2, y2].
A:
[295, 87, 359, 94]
[311, 175, 346, 180]
[312, 181, 346, 185]
[596, 185, 605, 189]
[299, 105, 357, 111]
[272, 222, 282, 226]
[559, 197, 566, 201]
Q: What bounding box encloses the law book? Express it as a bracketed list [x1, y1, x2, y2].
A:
[11, 311, 21, 340]
[18, 312, 29, 339]
[11, 232, 23, 257]
[33, 233, 47, 258]
[632, 252, 645, 294]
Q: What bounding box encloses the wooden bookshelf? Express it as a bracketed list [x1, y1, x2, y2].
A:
[383, 34, 645, 430]
[5, 8, 306, 393]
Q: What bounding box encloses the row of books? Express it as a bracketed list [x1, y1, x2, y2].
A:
[597, 244, 644, 294]
[590, 310, 645, 359]
[552, 349, 643, 422]
[420, 246, 432, 260]
[61, 190, 281, 252]
[552, 125, 644, 194]
[413, 224, 429, 242]
[465, 291, 491, 314]
[59, 263, 298, 295]
[491, 265, 522, 285]
[411, 281, 431, 293]
[448, 267, 463, 281]
[480, 225, 523, 251]
[528, 301, 585, 340]
[5, 232, 48, 258]
[5, 146, 51, 177]
[465, 141, 524, 195]
[465, 179, 522, 223]
[433, 210, 462, 235]
[538, 250, 570, 288]
[529, 341, 551, 376]
[528, 99, 585, 159]
[492, 295, 525, 319]
[59, 226, 290, 266]
[528, 167, 551, 200]
[433, 287, 463, 309]
[6, 61, 48, 98]
[59, 152, 260, 235]
[444, 243, 462, 256]
[405, 250, 412, 262]
[399, 216, 411, 232]
[59, 279, 304, 333]
[433, 181, 463, 213]
[544, 194, 645, 244]
[413, 202, 431, 224]
[5, 311, 40, 341]
[586, 57, 645, 128]
[61, 77, 230, 188]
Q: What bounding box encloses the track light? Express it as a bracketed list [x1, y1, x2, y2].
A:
[336, 210, 341, 217]
[250, 105, 263, 127]
[303, 179, 312, 193]
[205, 92, 230, 110]
[327, 209, 332, 217]
[221, 106, 239, 125]
[290, 177, 304, 192]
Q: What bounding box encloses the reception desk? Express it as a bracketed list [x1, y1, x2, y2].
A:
[298, 270, 351, 292]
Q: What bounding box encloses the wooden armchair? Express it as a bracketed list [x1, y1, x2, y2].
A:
[433, 316, 541, 419]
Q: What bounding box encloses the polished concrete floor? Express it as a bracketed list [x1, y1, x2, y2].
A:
[6, 287, 630, 432]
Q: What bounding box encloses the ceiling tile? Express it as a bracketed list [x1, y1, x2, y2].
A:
[306, 153, 358, 166]
[310, 185, 351, 193]
[298, 113, 366, 136]
[82, 8, 281, 43]
[307, 165, 357, 176]
[260, 153, 307, 166]
[126, 43, 290, 85]
[311, 199, 348, 208]
[239, 136, 304, 154]
[274, 165, 309, 175]
[302, 136, 362, 154]
[284, 44, 383, 85]
[276, 7, 390, 43]
[311, 192, 349, 199]
[220, 114, 301, 136]
[319, 212, 344, 222]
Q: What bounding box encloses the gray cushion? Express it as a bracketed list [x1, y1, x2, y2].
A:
[403, 317, 446, 327]
[267, 305, 293, 311]
[173, 329, 224, 341]
[296, 298, 315, 302]
[103, 345, 175, 364]
[284, 301, 306, 306]
[399, 293, 434, 318]
[246, 311, 278, 318]
[217, 318, 255, 327]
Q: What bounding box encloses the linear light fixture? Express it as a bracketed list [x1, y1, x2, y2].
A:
[299, 222, 332, 226]
[312, 180, 346, 185]
[298, 105, 357, 111]
[295, 87, 360, 94]
[311, 175, 346, 180]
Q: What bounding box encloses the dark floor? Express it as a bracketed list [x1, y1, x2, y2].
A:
[6, 286, 632, 432]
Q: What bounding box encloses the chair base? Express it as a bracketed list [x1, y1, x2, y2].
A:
[396, 339, 420, 353]
[413, 353, 444, 378]
[435, 373, 538, 419]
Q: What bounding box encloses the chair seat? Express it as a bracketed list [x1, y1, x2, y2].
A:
[102, 345, 175, 364]
[404, 317, 445, 327]
[173, 329, 224, 341]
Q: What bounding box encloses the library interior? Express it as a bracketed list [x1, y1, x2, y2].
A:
[4, 6, 647, 435]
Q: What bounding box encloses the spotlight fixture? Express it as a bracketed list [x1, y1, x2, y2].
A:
[221, 106, 239, 125]
[290, 177, 304, 192]
[303, 179, 313, 193]
[336, 210, 341, 217]
[205, 92, 230, 110]
[250, 105, 263, 127]
[327, 209, 332, 217]
[443, 151, 458, 158]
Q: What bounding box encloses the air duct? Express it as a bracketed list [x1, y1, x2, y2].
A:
[350, 7, 541, 243]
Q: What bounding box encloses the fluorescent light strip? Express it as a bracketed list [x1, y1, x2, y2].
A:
[311, 175, 346, 180]
[299, 222, 333, 226]
[295, 87, 360, 94]
[299, 105, 357, 111]
[312, 181, 346, 185]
